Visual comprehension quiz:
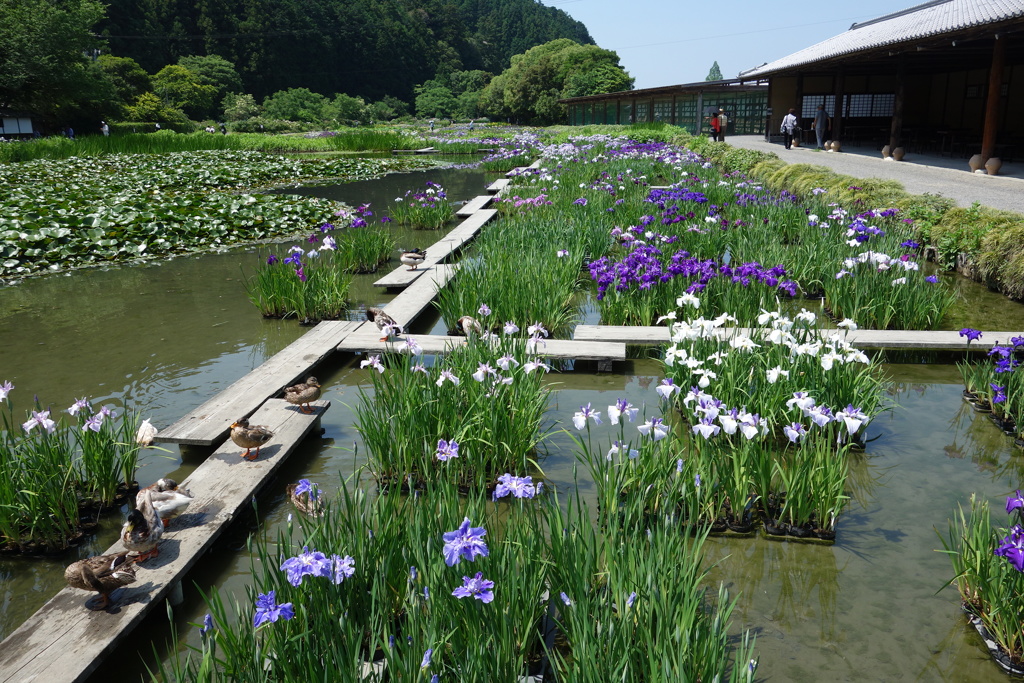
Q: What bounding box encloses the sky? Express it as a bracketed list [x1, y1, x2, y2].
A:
[543, 0, 924, 89]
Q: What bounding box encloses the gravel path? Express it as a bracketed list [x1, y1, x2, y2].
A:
[725, 135, 1024, 214]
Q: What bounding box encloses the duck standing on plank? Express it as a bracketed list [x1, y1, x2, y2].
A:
[230, 418, 274, 461]
[367, 307, 402, 342]
[121, 489, 164, 562]
[400, 248, 427, 271]
[65, 552, 138, 609]
[456, 315, 483, 338]
[284, 376, 322, 414]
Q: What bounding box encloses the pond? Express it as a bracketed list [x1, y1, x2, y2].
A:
[3, 165, 1024, 682]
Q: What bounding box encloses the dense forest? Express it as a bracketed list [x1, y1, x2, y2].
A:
[2, 0, 630, 130]
[98, 0, 594, 102]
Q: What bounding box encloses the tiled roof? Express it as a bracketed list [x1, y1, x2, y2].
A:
[739, 0, 1024, 78]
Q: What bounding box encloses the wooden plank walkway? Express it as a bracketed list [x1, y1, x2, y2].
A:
[339, 331, 626, 361]
[573, 325, 1023, 350]
[373, 210, 496, 289]
[487, 178, 511, 194]
[0, 398, 330, 683]
[392, 147, 435, 154]
[370, 265, 455, 329]
[455, 194, 494, 217]
[154, 321, 359, 446]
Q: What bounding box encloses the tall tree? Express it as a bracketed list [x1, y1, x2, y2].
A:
[482, 39, 632, 125]
[0, 0, 107, 117]
[705, 61, 723, 81]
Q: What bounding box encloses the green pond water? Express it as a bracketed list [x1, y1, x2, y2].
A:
[3, 167, 1024, 681]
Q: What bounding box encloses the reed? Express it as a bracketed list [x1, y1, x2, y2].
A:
[388, 181, 455, 230]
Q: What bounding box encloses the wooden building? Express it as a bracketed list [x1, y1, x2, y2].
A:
[561, 80, 768, 136]
[738, 0, 1024, 163]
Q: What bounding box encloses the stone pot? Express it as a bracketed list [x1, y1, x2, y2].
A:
[830, 140, 842, 152]
[881, 144, 891, 158]
[892, 147, 905, 161]
[985, 157, 1003, 175]
[969, 153, 985, 172]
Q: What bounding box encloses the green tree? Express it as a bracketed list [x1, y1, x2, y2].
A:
[222, 92, 261, 121]
[705, 61, 723, 81]
[151, 65, 217, 118]
[97, 55, 152, 110]
[481, 39, 631, 125]
[415, 80, 458, 119]
[0, 0, 107, 118]
[126, 91, 190, 126]
[262, 87, 330, 123]
[178, 55, 243, 109]
[329, 93, 366, 124]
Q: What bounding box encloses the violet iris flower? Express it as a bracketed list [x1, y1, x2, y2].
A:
[1007, 490, 1024, 514]
[293, 479, 320, 501]
[995, 526, 1024, 572]
[331, 554, 355, 584]
[959, 328, 982, 342]
[494, 473, 536, 499]
[451, 572, 495, 603]
[572, 403, 602, 430]
[280, 546, 332, 586]
[253, 591, 295, 628]
[0, 381, 12, 401]
[436, 439, 460, 462]
[442, 517, 488, 566]
[23, 410, 56, 434]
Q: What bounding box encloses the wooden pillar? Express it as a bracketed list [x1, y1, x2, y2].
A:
[889, 57, 906, 150]
[833, 69, 845, 141]
[981, 35, 1005, 161]
[696, 91, 704, 135]
[795, 72, 804, 123]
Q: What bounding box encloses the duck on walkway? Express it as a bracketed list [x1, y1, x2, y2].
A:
[230, 418, 274, 461]
[65, 552, 138, 609]
[400, 248, 427, 271]
[284, 376, 321, 414]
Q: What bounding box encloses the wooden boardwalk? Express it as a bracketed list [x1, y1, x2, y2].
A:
[0, 398, 330, 683]
[573, 325, 1023, 350]
[455, 194, 494, 217]
[339, 331, 626, 361]
[373, 209, 496, 289]
[486, 178, 511, 194]
[370, 265, 455, 329]
[154, 321, 359, 447]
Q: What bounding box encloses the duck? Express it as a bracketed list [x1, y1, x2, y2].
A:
[399, 248, 427, 271]
[456, 315, 483, 337]
[367, 307, 402, 342]
[139, 478, 193, 527]
[230, 418, 274, 461]
[64, 552, 138, 609]
[135, 418, 157, 447]
[121, 489, 164, 562]
[284, 376, 322, 414]
[285, 479, 325, 517]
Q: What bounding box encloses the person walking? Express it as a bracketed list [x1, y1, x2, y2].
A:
[812, 104, 830, 149]
[780, 108, 799, 150]
[717, 108, 728, 142]
[100, 121, 109, 137]
[709, 111, 720, 142]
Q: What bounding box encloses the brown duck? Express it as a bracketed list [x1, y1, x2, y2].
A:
[367, 307, 402, 342]
[121, 489, 164, 562]
[230, 418, 274, 461]
[64, 552, 138, 609]
[284, 376, 322, 414]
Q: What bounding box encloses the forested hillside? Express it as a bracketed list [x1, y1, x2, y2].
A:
[98, 0, 594, 101]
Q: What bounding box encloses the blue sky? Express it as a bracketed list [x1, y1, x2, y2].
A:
[544, 0, 922, 89]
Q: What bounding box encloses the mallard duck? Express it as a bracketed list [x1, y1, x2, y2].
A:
[230, 418, 274, 461]
[64, 551, 138, 609]
[456, 315, 483, 337]
[135, 418, 157, 447]
[400, 248, 427, 271]
[140, 478, 193, 527]
[284, 376, 322, 414]
[367, 307, 402, 342]
[285, 479, 325, 517]
[121, 489, 164, 562]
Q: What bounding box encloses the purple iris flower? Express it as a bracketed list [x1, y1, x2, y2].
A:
[200, 613, 214, 635]
[280, 546, 332, 586]
[442, 517, 488, 566]
[925, 275, 939, 283]
[266, 254, 279, 265]
[293, 479, 320, 501]
[331, 554, 355, 584]
[1007, 490, 1024, 514]
[560, 592, 572, 606]
[436, 439, 460, 462]
[959, 328, 983, 342]
[991, 383, 1008, 404]
[995, 526, 1024, 572]
[24, 410, 57, 434]
[421, 648, 433, 668]
[451, 572, 495, 603]
[253, 591, 295, 628]
[494, 473, 536, 500]
[283, 252, 302, 266]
